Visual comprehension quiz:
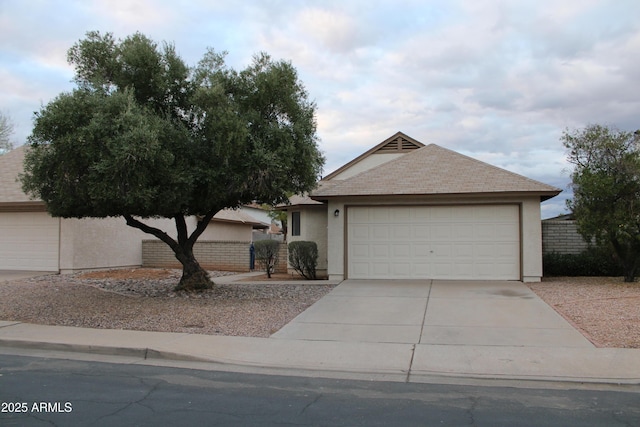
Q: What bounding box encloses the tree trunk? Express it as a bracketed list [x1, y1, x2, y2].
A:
[610, 238, 637, 282]
[124, 212, 217, 292]
[174, 247, 213, 291]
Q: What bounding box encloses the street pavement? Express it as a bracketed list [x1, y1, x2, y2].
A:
[1, 274, 639, 385]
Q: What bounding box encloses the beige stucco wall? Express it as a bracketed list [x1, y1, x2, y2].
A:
[58, 216, 175, 273]
[287, 205, 328, 274]
[326, 200, 346, 281]
[200, 221, 252, 241]
[520, 197, 543, 282]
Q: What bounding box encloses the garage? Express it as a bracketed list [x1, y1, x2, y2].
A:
[0, 212, 59, 271]
[347, 205, 520, 280]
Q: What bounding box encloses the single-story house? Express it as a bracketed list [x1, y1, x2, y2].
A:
[0, 145, 268, 273]
[284, 132, 561, 282]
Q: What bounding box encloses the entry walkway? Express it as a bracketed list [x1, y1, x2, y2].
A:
[272, 279, 593, 348]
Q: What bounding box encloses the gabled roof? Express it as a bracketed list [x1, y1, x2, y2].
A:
[211, 209, 270, 229]
[0, 145, 45, 211]
[312, 143, 561, 200]
[323, 131, 424, 180]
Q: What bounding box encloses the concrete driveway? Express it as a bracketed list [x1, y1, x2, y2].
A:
[272, 279, 594, 348]
[0, 270, 53, 282]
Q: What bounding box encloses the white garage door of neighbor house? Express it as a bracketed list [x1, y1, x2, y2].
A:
[347, 205, 520, 280]
[0, 212, 59, 271]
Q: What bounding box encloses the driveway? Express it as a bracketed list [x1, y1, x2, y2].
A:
[272, 279, 594, 348]
[0, 270, 52, 282]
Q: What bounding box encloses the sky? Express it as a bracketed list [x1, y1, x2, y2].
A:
[1, 0, 639, 218]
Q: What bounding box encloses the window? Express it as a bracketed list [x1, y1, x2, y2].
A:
[291, 211, 301, 236]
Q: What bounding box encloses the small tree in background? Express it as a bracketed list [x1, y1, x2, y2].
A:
[254, 240, 280, 278]
[0, 112, 14, 154]
[563, 124, 640, 282]
[288, 241, 318, 279]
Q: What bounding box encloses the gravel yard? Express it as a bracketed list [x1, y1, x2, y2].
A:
[1, 270, 638, 348]
[0, 269, 335, 337]
[527, 277, 640, 348]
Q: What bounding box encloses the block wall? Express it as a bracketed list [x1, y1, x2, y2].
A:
[541, 220, 590, 255]
[142, 240, 287, 273]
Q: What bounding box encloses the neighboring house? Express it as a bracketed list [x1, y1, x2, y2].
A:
[0, 145, 267, 273]
[283, 132, 561, 282]
[203, 209, 269, 241]
[241, 203, 284, 240]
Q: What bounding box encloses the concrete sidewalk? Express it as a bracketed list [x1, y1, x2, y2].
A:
[1, 277, 639, 385]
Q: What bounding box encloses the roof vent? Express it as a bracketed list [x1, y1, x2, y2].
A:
[378, 136, 422, 152]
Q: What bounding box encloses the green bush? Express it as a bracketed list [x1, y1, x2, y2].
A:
[543, 246, 622, 276]
[254, 240, 280, 278]
[288, 241, 318, 280]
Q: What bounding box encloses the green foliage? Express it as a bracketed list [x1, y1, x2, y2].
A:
[543, 247, 623, 277]
[563, 124, 640, 282]
[254, 240, 281, 278]
[288, 241, 318, 280]
[19, 31, 324, 291]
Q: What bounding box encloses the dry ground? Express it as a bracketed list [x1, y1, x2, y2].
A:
[0, 269, 335, 337]
[527, 277, 640, 348]
[1, 270, 638, 347]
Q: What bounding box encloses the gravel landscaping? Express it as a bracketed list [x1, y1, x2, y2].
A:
[0, 270, 638, 348]
[0, 269, 335, 337]
[527, 277, 640, 348]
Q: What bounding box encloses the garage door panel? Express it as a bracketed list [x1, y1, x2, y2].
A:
[351, 244, 369, 257]
[0, 212, 59, 271]
[372, 244, 389, 257]
[348, 205, 519, 280]
[413, 225, 430, 239]
[372, 227, 389, 239]
[392, 244, 411, 257]
[431, 225, 453, 240]
[351, 224, 371, 239]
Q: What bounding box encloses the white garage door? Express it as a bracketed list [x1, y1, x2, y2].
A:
[0, 212, 59, 271]
[347, 205, 520, 280]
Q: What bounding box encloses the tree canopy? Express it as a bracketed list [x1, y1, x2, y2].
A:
[21, 31, 324, 290]
[563, 124, 640, 282]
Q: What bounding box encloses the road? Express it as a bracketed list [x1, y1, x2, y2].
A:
[1, 353, 638, 426]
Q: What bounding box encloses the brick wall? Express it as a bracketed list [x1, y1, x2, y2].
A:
[541, 220, 590, 255]
[142, 240, 287, 273]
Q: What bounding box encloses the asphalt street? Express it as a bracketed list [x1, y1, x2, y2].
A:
[1, 354, 639, 426]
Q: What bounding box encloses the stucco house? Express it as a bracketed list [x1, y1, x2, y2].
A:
[0, 145, 268, 273]
[284, 132, 560, 282]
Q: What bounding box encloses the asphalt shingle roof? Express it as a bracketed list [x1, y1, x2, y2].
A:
[0, 145, 34, 204]
[312, 143, 561, 199]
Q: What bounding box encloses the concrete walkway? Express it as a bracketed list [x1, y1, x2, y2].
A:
[1, 277, 639, 385]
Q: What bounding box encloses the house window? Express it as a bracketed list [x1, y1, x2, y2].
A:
[291, 211, 301, 236]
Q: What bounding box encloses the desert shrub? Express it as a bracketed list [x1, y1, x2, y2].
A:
[288, 241, 318, 280]
[254, 240, 280, 278]
[543, 246, 623, 276]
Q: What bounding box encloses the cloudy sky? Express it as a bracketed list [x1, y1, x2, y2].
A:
[1, 0, 639, 218]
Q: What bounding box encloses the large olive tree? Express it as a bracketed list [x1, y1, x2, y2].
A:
[563, 124, 640, 282]
[21, 31, 324, 291]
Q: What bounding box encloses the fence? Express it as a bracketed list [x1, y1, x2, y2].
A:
[541, 220, 590, 255]
[142, 240, 288, 273]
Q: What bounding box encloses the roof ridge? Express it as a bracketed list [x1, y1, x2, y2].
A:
[311, 141, 560, 199]
[323, 131, 424, 180]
